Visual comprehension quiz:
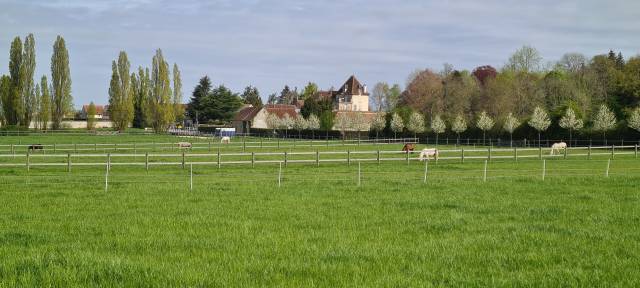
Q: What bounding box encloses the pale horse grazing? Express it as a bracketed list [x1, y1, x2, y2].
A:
[419, 148, 439, 161]
[221, 136, 231, 144]
[550, 142, 567, 155]
[177, 142, 192, 149]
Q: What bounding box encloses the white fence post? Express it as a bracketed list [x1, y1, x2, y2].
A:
[190, 163, 193, 191]
[542, 159, 546, 181]
[105, 162, 109, 192]
[483, 160, 487, 182]
[278, 162, 282, 187]
[358, 161, 361, 187]
[606, 158, 611, 178]
[423, 160, 428, 184]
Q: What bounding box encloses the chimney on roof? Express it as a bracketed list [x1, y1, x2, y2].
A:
[363, 84, 367, 94]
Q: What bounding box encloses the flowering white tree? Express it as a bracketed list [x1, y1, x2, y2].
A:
[351, 113, 369, 139]
[280, 113, 294, 138]
[558, 107, 583, 146]
[406, 111, 425, 139]
[335, 113, 351, 139]
[370, 113, 386, 139]
[503, 112, 521, 147]
[265, 112, 281, 135]
[451, 114, 467, 145]
[592, 104, 617, 144]
[528, 106, 551, 147]
[292, 114, 308, 138]
[476, 111, 494, 146]
[430, 114, 446, 146]
[307, 114, 320, 139]
[628, 107, 640, 133]
[390, 113, 404, 139]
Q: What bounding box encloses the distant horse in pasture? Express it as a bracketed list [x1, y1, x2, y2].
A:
[28, 144, 44, 151]
[402, 143, 415, 153]
[550, 142, 567, 155]
[221, 136, 231, 144]
[419, 148, 438, 161]
[177, 142, 192, 149]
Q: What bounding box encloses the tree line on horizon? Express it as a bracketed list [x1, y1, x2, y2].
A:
[0, 33, 72, 130]
[365, 46, 640, 142]
[2, 35, 639, 140]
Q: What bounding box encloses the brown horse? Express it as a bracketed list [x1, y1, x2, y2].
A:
[402, 143, 415, 153]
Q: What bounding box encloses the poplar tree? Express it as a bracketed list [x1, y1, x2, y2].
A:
[528, 106, 551, 147]
[38, 76, 50, 130]
[149, 49, 173, 132]
[0, 76, 10, 126]
[51, 36, 72, 130]
[108, 51, 134, 131]
[173, 63, 184, 123]
[87, 101, 97, 130]
[21, 34, 36, 127]
[133, 67, 150, 128]
[8, 37, 22, 125]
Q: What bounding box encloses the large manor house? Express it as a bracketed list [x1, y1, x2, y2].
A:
[233, 75, 377, 134]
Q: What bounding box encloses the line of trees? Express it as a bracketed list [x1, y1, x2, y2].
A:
[369, 46, 640, 142]
[363, 104, 640, 146]
[0, 34, 72, 130]
[107, 49, 183, 132]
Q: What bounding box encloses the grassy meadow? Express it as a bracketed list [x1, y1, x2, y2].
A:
[0, 134, 639, 286]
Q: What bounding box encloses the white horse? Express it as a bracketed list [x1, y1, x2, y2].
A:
[419, 148, 439, 161]
[221, 136, 231, 144]
[177, 142, 192, 149]
[550, 142, 567, 155]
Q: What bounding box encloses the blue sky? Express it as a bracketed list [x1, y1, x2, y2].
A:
[1, 0, 639, 107]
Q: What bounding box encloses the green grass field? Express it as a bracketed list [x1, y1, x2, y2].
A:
[1, 134, 639, 286]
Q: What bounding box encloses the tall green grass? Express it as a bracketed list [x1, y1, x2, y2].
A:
[1, 157, 640, 286]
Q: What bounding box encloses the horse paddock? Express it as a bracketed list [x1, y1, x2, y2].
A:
[1, 134, 639, 286]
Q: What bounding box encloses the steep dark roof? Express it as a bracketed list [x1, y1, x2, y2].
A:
[338, 75, 369, 95]
[234, 106, 261, 121]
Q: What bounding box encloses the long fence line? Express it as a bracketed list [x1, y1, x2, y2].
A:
[0, 138, 418, 154]
[2, 158, 639, 192]
[0, 145, 637, 170]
